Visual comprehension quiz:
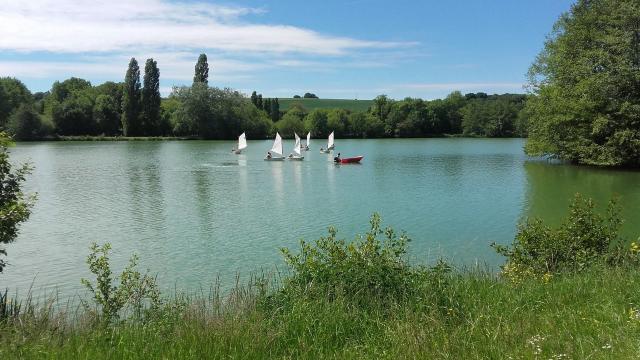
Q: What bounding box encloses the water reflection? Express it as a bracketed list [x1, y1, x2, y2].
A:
[523, 160, 640, 236]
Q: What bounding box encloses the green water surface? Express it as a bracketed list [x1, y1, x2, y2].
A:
[3, 138, 640, 298]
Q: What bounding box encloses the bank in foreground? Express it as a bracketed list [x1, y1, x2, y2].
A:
[2, 200, 640, 359]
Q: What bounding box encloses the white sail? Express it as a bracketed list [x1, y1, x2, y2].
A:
[238, 132, 247, 150]
[306, 132, 311, 147]
[293, 133, 302, 156]
[271, 132, 283, 156]
[327, 131, 335, 149]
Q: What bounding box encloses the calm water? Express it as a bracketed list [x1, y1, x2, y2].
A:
[3, 139, 640, 298]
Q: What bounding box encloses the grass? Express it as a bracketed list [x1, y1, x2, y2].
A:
[278, 98, 374, 112]
[2, 208, 639, 359]
[1, 266, 639, 359]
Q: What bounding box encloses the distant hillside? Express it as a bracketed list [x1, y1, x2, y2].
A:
[278, 98, 373, 112]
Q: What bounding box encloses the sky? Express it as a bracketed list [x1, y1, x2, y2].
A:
[0, 0, 575, 99]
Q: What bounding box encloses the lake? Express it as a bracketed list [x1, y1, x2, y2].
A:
[3, 138, 640, 298]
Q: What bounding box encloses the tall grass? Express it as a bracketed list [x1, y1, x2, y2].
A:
[2, 266, 639, 359]
[2, 204, 640, 359]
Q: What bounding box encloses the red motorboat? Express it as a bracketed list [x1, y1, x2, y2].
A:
[338, 155, 363, 164]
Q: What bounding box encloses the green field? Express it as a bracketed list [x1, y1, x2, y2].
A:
[278, 98, 374, 112]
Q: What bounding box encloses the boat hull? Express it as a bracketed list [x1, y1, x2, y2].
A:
[320, 149, 331, 153]
[234, 150, 242, 154]
[288, 156, 304, 161]
[339, 156, 363, 164]
[264, 157, 285, 161]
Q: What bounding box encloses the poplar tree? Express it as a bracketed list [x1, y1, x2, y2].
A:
[264, 98, 272, 116]
[257, 94, 263, 110]
[250, 91, 258, 107]
[271, 98, 280, 121]
[122, 58, 141, 136]
[193, 54, 209, 85]
[141, 58, 161, 135]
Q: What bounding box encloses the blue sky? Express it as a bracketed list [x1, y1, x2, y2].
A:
[0, 0, 574, 99]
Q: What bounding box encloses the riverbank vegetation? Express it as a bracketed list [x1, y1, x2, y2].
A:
[525, 0, 640, 167]
[0, 70, 529, 141]
[2, 196, 639, 358]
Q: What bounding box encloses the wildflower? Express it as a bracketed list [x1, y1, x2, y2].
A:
[628, 307, 640, 321]
[527, 335, 546, 355]
[602, 343, 612, 350]
[631, 241, 640, 254]
[542, 272, 553, 283]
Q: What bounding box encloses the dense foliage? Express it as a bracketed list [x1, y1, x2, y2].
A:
[2, 61, 528, 140]
[279, 213, 422, 303]
[169, 85, 272, 139]
[271, 92, 528, 139]
[525, 0, 640, 166]
[493, 194, 636, 282]
[0, 133, 34, 272]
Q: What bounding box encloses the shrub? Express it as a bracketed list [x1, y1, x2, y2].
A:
[280, 213, 420, 303]
[0, 132, 34, 272]
[493, 193, 628, 278]
[81, 242, 160, 323]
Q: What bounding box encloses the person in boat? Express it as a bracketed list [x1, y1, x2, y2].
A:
[320, 146, 324, 152]
[232, 147, 236, 153]
[266, 151, 272, 159]
[334, 152, 341, 163]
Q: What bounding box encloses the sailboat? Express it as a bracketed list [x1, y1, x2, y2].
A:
[303, 132, 310, 151]
[288, 133, 305, 161]
[234, 132, 247, 154]
[320, 131, 334, 153]
[265, 132, 286, 161]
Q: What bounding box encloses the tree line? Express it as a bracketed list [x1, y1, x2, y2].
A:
[0, 50, 528, 141]
[270, 92, 529, 139]
[0, 54, 274, 140]
[0, 70, 529, 140]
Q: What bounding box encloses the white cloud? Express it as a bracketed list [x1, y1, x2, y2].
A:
[0, 0, 412, 55]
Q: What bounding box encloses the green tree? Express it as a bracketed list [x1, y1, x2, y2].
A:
[52, 90, 96, 135]
[327, 109, 348, 136]
[525, 0, 640, 166]
[257, 94, 263, 110]
[49, 77, 91, 103]
[271, 98, 280, 121]
[348, 111, 368, 137]
[250, 91, 258, 107]
[193, 54, 209, 85]
[171, 85, 270, 139]
[0, 133, 34, 272]
[93, 95, 121, 135]
[0, 78, 33, 128]
[141, 58, 161, 136]
[303, 109, 329, 138]
[122, 58, 141, 136]
[275, 110, 305, 138]
[7, 105, 44, 140]
[264, 98, 272, 117]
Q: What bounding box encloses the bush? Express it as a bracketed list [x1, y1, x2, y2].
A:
[0, 133, 34, 272]
[493, 194, 630, 279]
[279, 213, 420, 303]
[81, 242, 160, 323]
